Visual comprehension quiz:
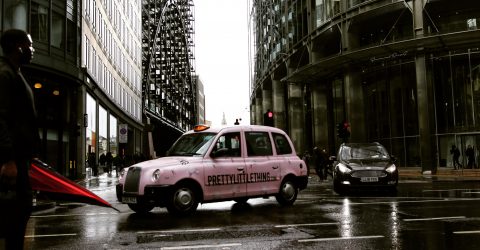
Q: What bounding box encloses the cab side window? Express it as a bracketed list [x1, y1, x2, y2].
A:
[273, 133, 292, 155]
[213, 132, 241, 157]
[246, 132, 273, 156]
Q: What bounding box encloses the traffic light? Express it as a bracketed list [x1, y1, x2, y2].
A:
[75, 123, 82, 137]
[342, 121, 351, 139]
[264, 110, 274, 127]
[337, 121, 351, 141]
[336, 123, 343, 138]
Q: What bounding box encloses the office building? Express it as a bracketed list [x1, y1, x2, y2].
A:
[249, 0, 480, 171]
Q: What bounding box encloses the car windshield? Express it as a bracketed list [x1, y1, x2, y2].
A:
[340, 144, 390, 161]
[167, 132, 216, 156]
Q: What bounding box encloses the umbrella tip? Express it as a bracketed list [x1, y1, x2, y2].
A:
[111, 206, 121, 212]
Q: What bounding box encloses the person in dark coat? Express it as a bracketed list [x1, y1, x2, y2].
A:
[105, 152, 113, 176]
[466, 145, 475, 169]
[88, 152, 97, 176]
[450, 145, 462, 170]
[0, 29, 39, 250]
[314, 147, 329, 181]
[99, 153, 106, 171]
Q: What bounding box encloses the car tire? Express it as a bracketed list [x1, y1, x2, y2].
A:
[275, 179, 298, 206]
[128, 202, 154, 214]
[333, 180, 347, 195]
[234, 198, 249, 204]
[166, 184, 199, 216]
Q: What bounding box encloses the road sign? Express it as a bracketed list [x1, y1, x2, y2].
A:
[119, 124, 128, 143]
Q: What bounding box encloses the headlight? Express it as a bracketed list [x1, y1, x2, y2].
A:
[337, 163, 351, 174]
[385, 164, 397, 173]
[152, 169, 161, 182]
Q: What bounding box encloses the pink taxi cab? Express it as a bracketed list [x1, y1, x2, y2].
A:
[116, 125, 308, 215]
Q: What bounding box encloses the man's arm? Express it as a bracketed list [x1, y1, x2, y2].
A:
[0, 69, 15, 166]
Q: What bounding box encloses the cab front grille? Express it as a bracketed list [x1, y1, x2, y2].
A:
[124, 167, 141, 193]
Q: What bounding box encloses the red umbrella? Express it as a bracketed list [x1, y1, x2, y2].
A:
[30, 159, 119, 211]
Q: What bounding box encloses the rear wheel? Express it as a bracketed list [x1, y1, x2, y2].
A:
[234, 197, 249, 204]
[166, 184, 199, 216]
[275, 179, 298, 206]
[128, 201, 154, 214]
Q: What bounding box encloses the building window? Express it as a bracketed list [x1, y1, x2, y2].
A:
[99, 105, 108, 157]
[109, 115, 118, 157]
[3, 0, 27, 30]
[51, 11, 65, 48]
[31, 2, 48, 43]
[86, 93, 97, 156]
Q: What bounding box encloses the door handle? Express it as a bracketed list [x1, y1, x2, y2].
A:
[237, 167, 244, 171]
[272, 166, 279, 169]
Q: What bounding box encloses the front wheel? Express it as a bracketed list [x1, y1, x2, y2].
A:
[333, 180, 347, 195]
[166, 185, 199, 216]
[275, 179, 298, 206]
[128, 201, 154, 214]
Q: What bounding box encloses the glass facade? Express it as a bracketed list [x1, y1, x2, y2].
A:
[86, 93, 97, 156]
[109, 115, 117, 158]
[3, 0, 27, 30]
[250, 0, 480, 169]
[99, 105, 108, 157]
[431, 49, 480, 168]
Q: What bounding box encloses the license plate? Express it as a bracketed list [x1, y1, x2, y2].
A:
[360, 177, 378, 182]
[122, 196, 137, 204]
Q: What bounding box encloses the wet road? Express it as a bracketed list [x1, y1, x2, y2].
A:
[25, 175, 480, 249]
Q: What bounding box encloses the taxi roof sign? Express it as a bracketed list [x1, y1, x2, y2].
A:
[193, 124, 210, 132]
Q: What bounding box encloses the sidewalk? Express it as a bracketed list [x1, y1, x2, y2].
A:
[399, 167, 480, 181]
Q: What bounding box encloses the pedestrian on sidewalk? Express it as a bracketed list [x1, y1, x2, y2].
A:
[88, 152, 97, 176]
[0, 29, 39, 250]
[466, 145, 475, 169]
[106, 152, 113, 176]
[99, 153, 106, 172]
[450, 145, 462, 170]
[314, 147, 329, 181]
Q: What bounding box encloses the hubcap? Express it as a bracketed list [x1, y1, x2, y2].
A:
[282, 182, 294, 200]
[175, 188, 192, 207]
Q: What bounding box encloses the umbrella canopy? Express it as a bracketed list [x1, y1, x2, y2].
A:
[30, 159, 118, 211]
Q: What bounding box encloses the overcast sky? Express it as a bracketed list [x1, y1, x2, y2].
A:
[194, 0, 251, 127]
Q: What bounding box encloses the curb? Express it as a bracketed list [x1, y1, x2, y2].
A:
[32, 200, 56, 212]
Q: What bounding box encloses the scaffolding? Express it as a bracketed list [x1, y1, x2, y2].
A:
[142, 0, 196, 132]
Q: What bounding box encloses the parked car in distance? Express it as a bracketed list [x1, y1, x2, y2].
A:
[332, 142, 398, 194]
[116, 125, 309, 215]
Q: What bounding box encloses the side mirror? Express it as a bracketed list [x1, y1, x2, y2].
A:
[390, 155, 397, 162]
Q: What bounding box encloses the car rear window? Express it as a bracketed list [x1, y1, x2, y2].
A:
[273, 133, 292, 155]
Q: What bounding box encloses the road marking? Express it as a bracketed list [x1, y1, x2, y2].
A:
[453, 230, 480, 234]
[275, 222, 339, 228]
[347, 198, 480, 206]
[25, 233, 77, 238]
[423, 189, 480, 192]
[298, 235, 384, 242]
[137, 228, 221, 234]
[160, 243, 242, 249]
[31, 212, 120, 218]
[403, 216, 466, 222]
